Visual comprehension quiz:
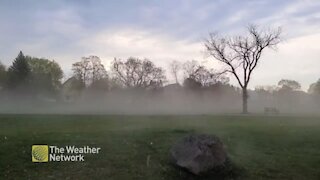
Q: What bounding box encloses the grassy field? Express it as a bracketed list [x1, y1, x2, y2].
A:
[1, 114, 320, 180]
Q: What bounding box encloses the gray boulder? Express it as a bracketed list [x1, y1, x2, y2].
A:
[170, 134, 227, 175]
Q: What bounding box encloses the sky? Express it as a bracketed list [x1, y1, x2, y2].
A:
[0, 0, 319, 90]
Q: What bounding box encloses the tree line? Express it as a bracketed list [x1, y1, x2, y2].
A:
[0, 51, 319, 95]
[0, 52, 233, 96]
[0, 25, 319, 113]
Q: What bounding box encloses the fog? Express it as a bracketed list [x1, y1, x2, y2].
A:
[1, 86, 319, 115]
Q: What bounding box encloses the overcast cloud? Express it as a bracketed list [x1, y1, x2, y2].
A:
[0, 0, 319, 90]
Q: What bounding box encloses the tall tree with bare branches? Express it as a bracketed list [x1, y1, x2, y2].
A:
[72, 56, 108, 87]
[168, 60, 181, 84]
[205, 25, 281, 113]
[112, 57, 166, 89]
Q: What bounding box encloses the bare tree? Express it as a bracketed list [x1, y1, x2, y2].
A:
[182, 60, 199, 79]
[72, 57, 91, 86]
[168, 60, 181, 84]
[278, 79, 301, 91]
[72, 56, 108, 87]
[182, 60, 229, 87]
[90, 56, 108, 83]
[205, 25, 281, 113]
[189, 66, 229, 87]
[112, 57, 166, 89]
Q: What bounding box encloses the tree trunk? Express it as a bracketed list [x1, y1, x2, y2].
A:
[175, 74, 178, 84]
[242, 88, 248, 114]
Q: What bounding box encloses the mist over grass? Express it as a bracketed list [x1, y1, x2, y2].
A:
[1, 51, 319, 116]
[1, 88, 319, 115]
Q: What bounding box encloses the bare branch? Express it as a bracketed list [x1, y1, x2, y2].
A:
[205, 24, 281, 89]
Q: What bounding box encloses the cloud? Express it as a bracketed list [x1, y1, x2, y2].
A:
[77, 28, 204, 69]
[250, 33, 320, 90]
[255, 0, 320, 37]
[0, 0, 320, 88]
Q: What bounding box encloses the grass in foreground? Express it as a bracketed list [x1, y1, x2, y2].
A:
[0, 114, 320, 180]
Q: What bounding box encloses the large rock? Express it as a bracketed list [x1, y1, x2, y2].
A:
[170, 134, 227, 175]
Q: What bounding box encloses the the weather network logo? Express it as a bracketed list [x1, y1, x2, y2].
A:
[32, 144, 101, 162]
[32, 145, 49, 162]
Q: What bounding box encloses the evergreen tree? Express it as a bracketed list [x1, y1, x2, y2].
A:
[0, 61, 6, 88]
[7, 51, 31, 89]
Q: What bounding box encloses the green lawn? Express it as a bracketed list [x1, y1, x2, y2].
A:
[1, 114, 320, 180]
